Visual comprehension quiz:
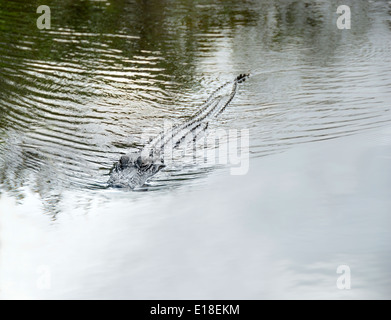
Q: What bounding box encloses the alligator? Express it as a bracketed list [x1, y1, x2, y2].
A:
[108, 73, 249, 189]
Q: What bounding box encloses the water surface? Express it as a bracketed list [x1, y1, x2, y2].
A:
[1, 0, 391, 299]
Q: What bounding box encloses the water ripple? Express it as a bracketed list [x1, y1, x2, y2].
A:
[1, 0, 391, 199]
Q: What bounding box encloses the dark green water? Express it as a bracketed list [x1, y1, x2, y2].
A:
[1, 0, 391, 299]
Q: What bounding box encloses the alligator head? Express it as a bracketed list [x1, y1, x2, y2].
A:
[108, 154, 165, 189]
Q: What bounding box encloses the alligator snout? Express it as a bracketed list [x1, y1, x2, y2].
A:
[237, 73, 250, 83]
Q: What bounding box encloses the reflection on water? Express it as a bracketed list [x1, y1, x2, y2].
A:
[1, 0, 391, 299]
[1, 0, 391, 200]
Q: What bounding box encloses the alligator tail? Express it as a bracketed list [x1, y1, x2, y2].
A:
[143, 74, 249, 157]
[236, 73, 250, 83]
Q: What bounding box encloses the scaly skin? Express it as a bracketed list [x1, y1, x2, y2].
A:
[108, 74, 249, 189]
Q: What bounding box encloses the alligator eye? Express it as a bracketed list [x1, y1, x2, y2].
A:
[136, 156, 143, 168]
[120, 156, 130, 168]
